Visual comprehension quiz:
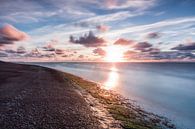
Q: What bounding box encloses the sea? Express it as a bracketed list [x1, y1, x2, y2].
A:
[29, 62, 195, 129]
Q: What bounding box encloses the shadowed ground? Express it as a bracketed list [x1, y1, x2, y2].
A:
[0, 61, 102, 129]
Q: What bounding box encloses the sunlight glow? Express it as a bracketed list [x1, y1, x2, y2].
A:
[104, 66, 119, 90]
[105, 46, 124, 62]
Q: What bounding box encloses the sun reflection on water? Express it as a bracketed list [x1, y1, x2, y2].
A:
[104, 66, 119, 90]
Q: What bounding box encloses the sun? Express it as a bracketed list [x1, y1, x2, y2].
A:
[104, 46, 124, 62]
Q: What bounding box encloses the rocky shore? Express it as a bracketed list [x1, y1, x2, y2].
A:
[0, 61, 175, 129]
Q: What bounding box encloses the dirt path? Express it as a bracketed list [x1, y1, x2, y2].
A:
[0, 61, 103, 129]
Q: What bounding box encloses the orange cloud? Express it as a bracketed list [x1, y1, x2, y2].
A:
[114, 38, 135, 45]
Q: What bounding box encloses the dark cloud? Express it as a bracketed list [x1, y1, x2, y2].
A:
[114, 38, 135, 45]
[62, 53, 74, 58]
[0, 52, 8, 57]
[146, 32, 161, 39]
[69, 31, 106, 47]
[137, 47, 160, 53]
[79, 55, 84, 58]
[150, 51, 195, 60]
[0, 24, 29, 46]
[62, 54, 69, 58]
[4, 49, 17, 54]
[133, 42, 152, 52]
[123, 42, 160, 60]
[55, 49, 65, 55]
[17, 46, 26, 54]
[171, 42, 195, 51]
[148, 48, 160, 54]
[93, 48, 106, 56]
[42, 44, 55, 51]
[96, 25, 110, 32]
[43, 53, 55, 58]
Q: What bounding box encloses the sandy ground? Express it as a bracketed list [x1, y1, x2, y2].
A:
[0, 61, 110, 129]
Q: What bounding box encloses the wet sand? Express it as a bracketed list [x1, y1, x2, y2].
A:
[0, 61, 175, 129]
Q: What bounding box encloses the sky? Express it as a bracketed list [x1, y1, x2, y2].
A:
[0, 0, 195, 62]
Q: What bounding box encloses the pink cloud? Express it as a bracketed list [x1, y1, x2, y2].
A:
[0, 24, 29, 45]
[93, 48, 106, 56]
[96, 25, 110, 32]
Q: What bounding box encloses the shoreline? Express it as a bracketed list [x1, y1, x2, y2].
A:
[0, 61, 176, 129]
[59, 69, 176, 129]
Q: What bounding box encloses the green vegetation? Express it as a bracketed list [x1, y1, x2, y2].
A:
[62, 72, 175, 129]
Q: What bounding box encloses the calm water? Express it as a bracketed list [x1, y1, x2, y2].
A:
[31, 62, 195, 129]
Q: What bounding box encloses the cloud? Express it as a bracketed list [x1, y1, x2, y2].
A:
[104, 17, 195, 36]
[0, 0, 95, 24]
[146, 32, 161, 39]
[4, 49, 17, 54]
[0, 0, 153, 25]
[25, 48, 42, 58]
[93, 48, 106, 56]
[123, 48, 160, 60]
[96, 25, 110, 32]
[0, 24, 29, 45]
[43, 53, 55, 58]
[55, 49, 65, 55]
[17, 46, 26, 54]
[62, 54, 69, 58]
[24, 48, 61, 58]
[31, 48, 40, 54]
[30, 48, 41, 56]
[123, 49, 195, 60]
[148, 48, 160, 54]
[101, 0, 156, 10]
[69, 31, 106, 47]
[76, 11, 141, 27]
[0, 52, 8, 57]
[150, 51, 195, 60]
[114, 38, 135, 45]
[133, 42, 152, 51]
[78, 55, 84, 58]
[171, 42, 195, 51]
[123, 50, 138, 59]
[42, 44, 55, 51]
[0, 0, 42, 23]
